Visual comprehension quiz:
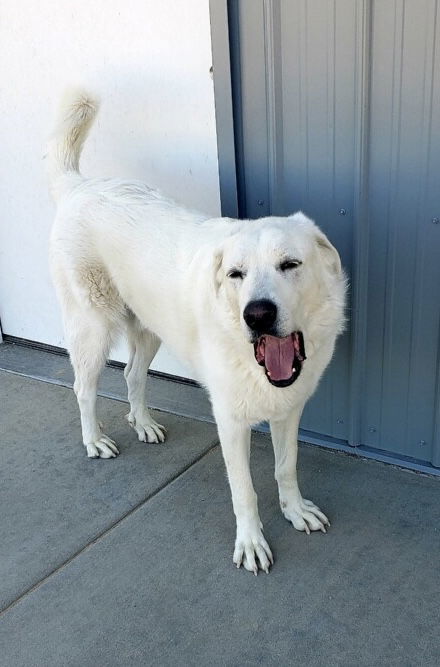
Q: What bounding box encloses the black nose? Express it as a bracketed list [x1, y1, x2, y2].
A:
[243, 299, 278, 333]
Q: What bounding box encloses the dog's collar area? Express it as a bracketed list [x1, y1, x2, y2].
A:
[254, 331, 306, 387]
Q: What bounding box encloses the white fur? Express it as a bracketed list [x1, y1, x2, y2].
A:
[47, 89, 346, 574]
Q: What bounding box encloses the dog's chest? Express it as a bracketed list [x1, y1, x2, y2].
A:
[230, 369, 305, 424]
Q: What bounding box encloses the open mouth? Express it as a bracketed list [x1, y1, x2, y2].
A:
[254, 332, 306, 387]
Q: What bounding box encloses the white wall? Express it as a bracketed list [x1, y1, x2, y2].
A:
[0, 0, 220, 378]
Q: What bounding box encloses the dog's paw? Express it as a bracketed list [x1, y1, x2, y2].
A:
[86, 435, 119, 459]
[281, 496, 330, 534]
[233, 524, 274, 575]
[126, 411, 166, 444]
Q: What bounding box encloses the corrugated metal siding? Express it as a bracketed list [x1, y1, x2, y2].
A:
[362, 0, 440, 462]
[229, 0, 440, 465]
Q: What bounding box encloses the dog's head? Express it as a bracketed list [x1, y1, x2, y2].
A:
[212, 212, 345, 387]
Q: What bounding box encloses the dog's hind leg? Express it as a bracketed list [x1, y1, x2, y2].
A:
[124, 317, 166, 443]
[67, 306, 119, 459]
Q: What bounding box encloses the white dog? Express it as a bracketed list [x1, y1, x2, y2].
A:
[47, 90, 346, 574]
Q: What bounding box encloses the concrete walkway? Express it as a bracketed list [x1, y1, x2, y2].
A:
[1, 361, 440, 666]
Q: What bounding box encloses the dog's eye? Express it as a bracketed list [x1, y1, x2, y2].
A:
[227, 269, 244, 279]
[279, 259, 302, 272]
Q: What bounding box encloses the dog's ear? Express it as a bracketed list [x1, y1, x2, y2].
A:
[314, 230, 342, 275]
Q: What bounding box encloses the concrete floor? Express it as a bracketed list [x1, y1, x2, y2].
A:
[1, 358, 440, 666]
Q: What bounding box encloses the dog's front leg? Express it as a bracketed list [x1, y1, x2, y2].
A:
[270, 408, 330, 534]
[214, 409, 273, 574]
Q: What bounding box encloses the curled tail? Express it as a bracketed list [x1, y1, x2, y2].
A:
[46, 88, 99, 201]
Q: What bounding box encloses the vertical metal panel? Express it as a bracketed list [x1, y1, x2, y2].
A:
[349, 0, 372, 448]
[278, 0, 360, 439]
[228, 0, 440, 465]
[234, 0, 271, 218]
[230, 0, 359, 440]
[210, 0, 239, 218]
[362, 0, 440, 464]
[429, 2, 440, 466]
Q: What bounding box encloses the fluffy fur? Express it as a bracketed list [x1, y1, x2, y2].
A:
[47, 89, 346, 574]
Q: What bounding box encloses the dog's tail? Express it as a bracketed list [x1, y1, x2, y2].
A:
[46, 87, 99, 202]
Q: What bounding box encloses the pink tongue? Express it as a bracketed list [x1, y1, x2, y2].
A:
[264, 335, 296, 381]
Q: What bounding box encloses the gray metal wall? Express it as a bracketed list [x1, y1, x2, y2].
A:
[228, 0, 440, 466]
